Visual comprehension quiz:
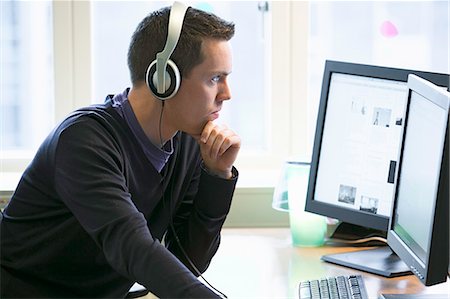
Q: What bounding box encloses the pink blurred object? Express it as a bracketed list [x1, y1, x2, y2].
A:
[380, 20, 398, 38]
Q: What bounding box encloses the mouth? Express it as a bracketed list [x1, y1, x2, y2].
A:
[209, 109, 221, 121]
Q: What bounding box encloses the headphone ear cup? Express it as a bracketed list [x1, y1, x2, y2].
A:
[145, 59, 181, 101]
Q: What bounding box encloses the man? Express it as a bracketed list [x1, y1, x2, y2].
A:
[1, 3, 239, 298]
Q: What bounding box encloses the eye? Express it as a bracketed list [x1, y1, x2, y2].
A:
[211, 75, 221, 83]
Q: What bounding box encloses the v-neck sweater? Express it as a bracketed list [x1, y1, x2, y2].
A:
[0, 99, 238, 298]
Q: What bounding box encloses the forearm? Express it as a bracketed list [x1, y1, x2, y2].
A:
[99, 215, 219, 298]
[167, 166, 238, 273]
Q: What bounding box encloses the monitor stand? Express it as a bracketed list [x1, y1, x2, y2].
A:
[328, 222, 387, 246]
[323, 222, 412, 277]
[322, 246, 412, 277]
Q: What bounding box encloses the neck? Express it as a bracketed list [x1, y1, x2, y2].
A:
[127, 85, 177, 147]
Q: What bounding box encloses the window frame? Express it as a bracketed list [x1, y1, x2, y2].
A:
[235, 2, 309, 187]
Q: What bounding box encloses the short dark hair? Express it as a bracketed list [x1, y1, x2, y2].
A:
[127, 6, 235, 86]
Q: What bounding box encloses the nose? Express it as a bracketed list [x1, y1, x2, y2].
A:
[218, 78, 232, 102]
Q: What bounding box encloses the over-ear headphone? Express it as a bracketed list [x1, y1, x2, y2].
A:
[146, 2, 188, 101]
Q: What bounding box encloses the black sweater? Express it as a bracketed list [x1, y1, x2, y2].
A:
[0, 100, 237, 298]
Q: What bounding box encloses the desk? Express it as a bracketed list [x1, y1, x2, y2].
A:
[139, 228, 449, 299]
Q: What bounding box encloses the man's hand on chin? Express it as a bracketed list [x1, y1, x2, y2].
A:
[194, 121, 240, 179]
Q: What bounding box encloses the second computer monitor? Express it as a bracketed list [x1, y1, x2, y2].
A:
[387, 74, 449, 287]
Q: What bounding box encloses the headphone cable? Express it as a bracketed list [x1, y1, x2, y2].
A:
[158, 101, 165, 149]
[168, 220, 228, 298]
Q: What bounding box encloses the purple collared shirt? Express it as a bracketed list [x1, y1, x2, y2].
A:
[110, 89, 173, 172]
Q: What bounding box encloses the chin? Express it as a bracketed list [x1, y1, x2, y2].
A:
[183, 121, 207, 138]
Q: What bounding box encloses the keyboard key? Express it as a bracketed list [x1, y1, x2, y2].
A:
[299, 281, 312, 298]
[299, 286, 312, 299]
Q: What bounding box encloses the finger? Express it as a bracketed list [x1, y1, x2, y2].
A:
[210, 129, 239, 158]
[201, 122, 229, 144]
[218, 134, 241, 156]
[200, 121, 215, 144]
[209, 130, 227, 158]
[204, 124, 225, 148]
[205, 126, 223, 157]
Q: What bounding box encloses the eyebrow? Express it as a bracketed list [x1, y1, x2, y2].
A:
[212, 71, 232, 76]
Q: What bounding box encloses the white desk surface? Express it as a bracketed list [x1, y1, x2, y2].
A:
[139, 227, 449, 299]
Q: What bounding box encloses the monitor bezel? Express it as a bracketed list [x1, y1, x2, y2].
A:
[305, 60, 450, 232]
[386, 74, 449, 286]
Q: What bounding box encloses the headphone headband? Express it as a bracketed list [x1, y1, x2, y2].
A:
[156, 1, 188, 94]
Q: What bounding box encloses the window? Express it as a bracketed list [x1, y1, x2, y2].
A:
[1, 1, 305, 190]
[307, 1, 450, 150]
[0, 0, 54, 156]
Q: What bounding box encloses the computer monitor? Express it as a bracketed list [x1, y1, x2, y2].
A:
[385, 74, 449, 289]
[305, 60, 450, 276]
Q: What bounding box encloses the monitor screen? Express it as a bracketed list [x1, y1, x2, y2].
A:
[313, 73, 405, 219]
[387, 74, 449, 286]
[306, 60, 450, 233]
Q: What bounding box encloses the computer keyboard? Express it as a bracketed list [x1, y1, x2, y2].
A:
[298, 274, 369, 299]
